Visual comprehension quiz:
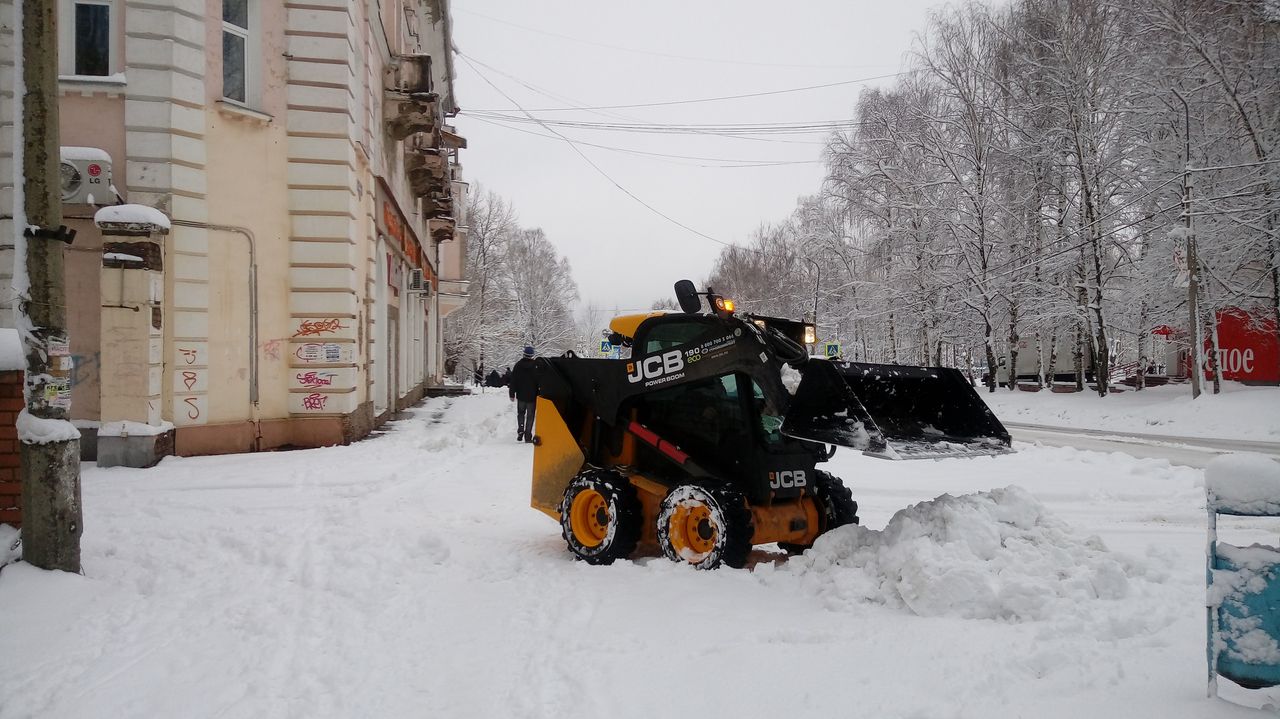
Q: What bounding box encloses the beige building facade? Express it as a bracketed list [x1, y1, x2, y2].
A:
[0, 0, 468, 462]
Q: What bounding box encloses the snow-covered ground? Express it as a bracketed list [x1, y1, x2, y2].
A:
[0, 393, 1276, 718]
[982, 382, 1280, 442]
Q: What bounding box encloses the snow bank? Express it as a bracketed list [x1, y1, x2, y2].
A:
[0, 328, 22, 371]
[1206, 453, 1280, 514]
[17, 410, 81, 444]
[93, 204, 170, 231]
[783, 486, 1142, 621]
[97, 420, 174, 438]
[982, 382, 1280, 442]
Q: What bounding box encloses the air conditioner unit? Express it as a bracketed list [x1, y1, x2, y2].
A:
[60, 147, 113, 206]
[408, 268, 428, 293]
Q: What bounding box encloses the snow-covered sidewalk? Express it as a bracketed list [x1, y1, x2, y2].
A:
[0, 394, 1271, 717]
[982, 382, 1280, 443]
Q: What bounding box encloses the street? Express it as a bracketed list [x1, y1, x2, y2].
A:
[1, 393, 1273, 717]
[1006, 422, 1280, 468]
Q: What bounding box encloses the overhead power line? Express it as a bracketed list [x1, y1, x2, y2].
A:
[456, 52, 850, 145]
[467, 114, 821, 168]
[465, 72, 907, 113]
[457, 52, 768, 255]
[457, 8, 898, 72]
[463, 111, 862, 136]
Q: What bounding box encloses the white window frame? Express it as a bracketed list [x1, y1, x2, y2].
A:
[220, 0, 261, 108]
[58, 0, 118, 80]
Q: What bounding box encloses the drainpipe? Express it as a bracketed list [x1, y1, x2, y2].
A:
[169, 220, 260, 419]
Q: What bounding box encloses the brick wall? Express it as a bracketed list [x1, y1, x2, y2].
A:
[0, 370, 21, 528]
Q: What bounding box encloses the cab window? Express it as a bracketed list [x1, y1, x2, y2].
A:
[642, 320, 711, 355]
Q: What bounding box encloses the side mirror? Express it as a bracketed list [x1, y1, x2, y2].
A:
[674, 279, 701, 314]
[607, 331, 625, 346]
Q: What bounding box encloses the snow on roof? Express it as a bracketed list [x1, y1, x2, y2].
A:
[1206, 453, 1280, 515]
[0, 328, 23, 371]
[60, 146, 112, 163]
[94, 204, 171, 232]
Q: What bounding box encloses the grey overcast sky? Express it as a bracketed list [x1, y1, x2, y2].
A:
[451, 0, 944, 312]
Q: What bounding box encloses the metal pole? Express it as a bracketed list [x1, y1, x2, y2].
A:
[1175, 90, 1202, 399]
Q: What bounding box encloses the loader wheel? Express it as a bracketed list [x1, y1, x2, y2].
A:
[657, 485, 753, 570]
[779, 471, 859, 555]
[559, 470, 641, 565]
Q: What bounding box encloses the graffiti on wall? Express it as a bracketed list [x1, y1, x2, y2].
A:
[261, 339, 283, 362]
[296, 371, 336, 388]
[293, 319, 347, 338]
[301, 392, 328, 411]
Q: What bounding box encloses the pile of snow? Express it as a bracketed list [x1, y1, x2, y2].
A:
[781, 486, 1144, 621]
[1206, 453, 1280, 514]
[93, 204, 170, 232]
[17, 409, 81, 444]
[0, 328, 22, 371]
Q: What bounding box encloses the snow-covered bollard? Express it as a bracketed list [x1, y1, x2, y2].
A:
[1206, 453, 1280, 698]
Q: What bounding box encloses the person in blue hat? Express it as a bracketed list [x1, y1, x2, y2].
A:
[508, 345, 539, 443]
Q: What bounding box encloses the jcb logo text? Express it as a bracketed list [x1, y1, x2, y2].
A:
[627, 350, 684, 384]
[769, 470, 807, 489]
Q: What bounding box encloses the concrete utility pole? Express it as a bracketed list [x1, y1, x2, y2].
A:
[20, 0, 83, 572]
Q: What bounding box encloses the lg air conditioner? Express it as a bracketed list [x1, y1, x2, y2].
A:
[60, 147, 113, 206]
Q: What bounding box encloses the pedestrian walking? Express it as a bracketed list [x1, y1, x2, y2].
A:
[509, 346, 539, 443]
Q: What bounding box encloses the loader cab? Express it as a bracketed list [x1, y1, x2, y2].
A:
[626, 368, 817, 504]
[619, 308, 818, 501]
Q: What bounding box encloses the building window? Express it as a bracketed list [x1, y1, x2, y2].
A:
[74, 2, 110, 75]
[222, 0, 251, 104]
[58, 0, 116, 78]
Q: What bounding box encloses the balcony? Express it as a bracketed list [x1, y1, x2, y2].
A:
[405, 149, 448, 197]
[385, 95, 440, 141]
[428, 216, 456, 243]
[384, 54, 440, 141]
[422, 192, 453, 219]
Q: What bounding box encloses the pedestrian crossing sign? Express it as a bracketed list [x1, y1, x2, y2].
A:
[823, 342, 841, 358]
[600, 340, 612, 355]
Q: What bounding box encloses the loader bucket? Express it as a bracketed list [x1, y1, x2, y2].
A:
[782, 359, 1012, 460]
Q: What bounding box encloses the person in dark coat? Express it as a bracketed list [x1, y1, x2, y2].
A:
[485, 369, 502, 388]
[509, 346, 539, 443]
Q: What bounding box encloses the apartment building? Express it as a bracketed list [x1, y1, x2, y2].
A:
[0, 0, 468, 465]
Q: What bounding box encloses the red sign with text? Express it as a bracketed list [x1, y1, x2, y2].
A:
[1201, 308, 1279, 384]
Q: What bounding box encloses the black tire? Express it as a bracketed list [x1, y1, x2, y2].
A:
[559, 470, 642, 565]
[656, 484, 754, 570]
[779, 471, 859, 554]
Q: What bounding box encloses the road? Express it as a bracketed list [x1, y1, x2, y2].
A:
[1004, 421, 1280, 468]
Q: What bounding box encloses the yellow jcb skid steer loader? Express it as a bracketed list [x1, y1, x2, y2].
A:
[529, 280, 1012, 569]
